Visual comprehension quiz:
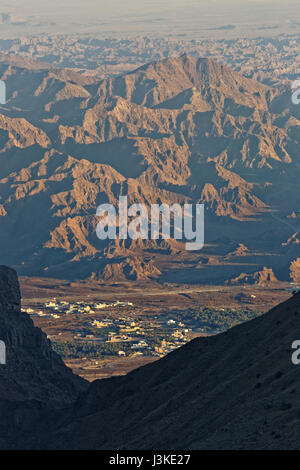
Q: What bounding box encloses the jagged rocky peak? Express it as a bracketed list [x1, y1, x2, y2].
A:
[0, 265, 86, 404]
[0, 54, 296, 282]
[0, 266, 20, 312]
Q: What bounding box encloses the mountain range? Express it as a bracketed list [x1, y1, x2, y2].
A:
[0, 53, 300, 283]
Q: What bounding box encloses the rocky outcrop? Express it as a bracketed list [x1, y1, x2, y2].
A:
[229, 267, 278, 286]
[290, 258, 300, 283]
[282, 233, 300, 247]
[0, 266, 86, 403]
[0, 266, 87, 448]
[92, 257, 161, 282]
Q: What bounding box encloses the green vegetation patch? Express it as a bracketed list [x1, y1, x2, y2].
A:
[52, 340, 131, 359]
[177, 306, 262, 332]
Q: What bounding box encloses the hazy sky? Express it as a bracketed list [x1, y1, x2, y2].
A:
[1, 0, 300, 36]
[3, 0, 299, 16]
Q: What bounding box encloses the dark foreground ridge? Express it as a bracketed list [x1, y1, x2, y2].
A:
[0, 266, 299, 449]
[0, 266, 87, 448]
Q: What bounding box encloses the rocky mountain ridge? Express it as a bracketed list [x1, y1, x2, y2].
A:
[0, 265, 86, 447]
[0, 53, 299, 283]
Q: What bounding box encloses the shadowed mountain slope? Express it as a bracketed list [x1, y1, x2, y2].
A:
[36, 288, 300, 449]
[0, 53, 300, 282]
[0, 266, 87, 448]
[0, 266, 299, 449]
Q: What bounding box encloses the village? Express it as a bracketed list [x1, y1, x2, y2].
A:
[22, 299, 196, 358]
[19, 282, 277, 380]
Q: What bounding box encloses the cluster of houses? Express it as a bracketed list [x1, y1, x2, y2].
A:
[22, 299, 134, 319]
[23, 299, 192, 358]
[76, 315, 191, 357]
